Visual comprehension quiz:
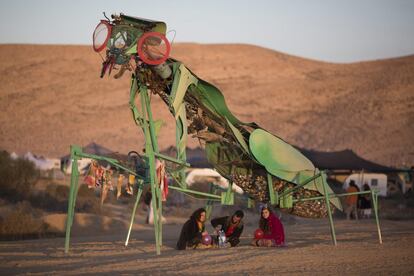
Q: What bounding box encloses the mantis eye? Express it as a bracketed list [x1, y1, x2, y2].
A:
[93, 20, 112, 52]
[137, 32, 171, 65]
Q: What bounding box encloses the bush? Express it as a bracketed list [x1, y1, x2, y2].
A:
[29, 183, 68, 213]
[0, 151, 39, 201]
[75, 185, 102, 214]
[0, 201, 53, 240]
[30, 183, 102, 214]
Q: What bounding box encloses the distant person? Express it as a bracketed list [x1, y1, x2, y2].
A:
[358, 183, 372, 219]
[143, 161, 168, 225]
[252, 206, 285, 247]
[346, 180, 360, 220]
[211, 210, 245, 247]
[138, 148, 167, 224]
[176, 208, 211, 250]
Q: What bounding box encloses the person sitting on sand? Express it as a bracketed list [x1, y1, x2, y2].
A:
[211, 210, 244, 247]
[176, 208, 210, 250]
[252, 206, 285, 247]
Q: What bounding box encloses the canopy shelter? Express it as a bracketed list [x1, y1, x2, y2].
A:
[299, 149, 398, 173]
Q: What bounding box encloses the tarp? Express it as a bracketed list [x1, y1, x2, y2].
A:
[299, 149, 398, 173]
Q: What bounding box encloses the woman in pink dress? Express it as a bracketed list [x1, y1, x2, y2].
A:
[253, 206, 286, 247]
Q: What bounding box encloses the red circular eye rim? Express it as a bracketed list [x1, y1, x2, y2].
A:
[93, 20, 112, 52]
[137, 32, 171, 65]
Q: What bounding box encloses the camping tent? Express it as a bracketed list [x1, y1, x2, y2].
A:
[186, 168, 243, 194]
[23, 152, 61, 171]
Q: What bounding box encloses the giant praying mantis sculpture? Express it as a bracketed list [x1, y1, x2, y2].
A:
[65, 14, 382, 255]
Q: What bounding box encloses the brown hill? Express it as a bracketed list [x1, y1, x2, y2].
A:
[0, 44, 413, 167]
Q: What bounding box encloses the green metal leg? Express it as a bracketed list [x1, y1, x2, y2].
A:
[140, 87, 161, 255]
[157, 186, 163, 247]
[205, 184, 215, 220]
[247, 198, 255, 209]
[267, 173, 276, 205]
[125, 184, 143, 247]
[150, 182, 160, 254]
[65, 154, 80, 253]
[321, 172, 337, 245]
[372, 190, 383, 244]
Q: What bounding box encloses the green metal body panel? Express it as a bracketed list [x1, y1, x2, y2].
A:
[120, 15, 167, 35]
[249, 129, 314, 173]
[170, 64, 198, 116]
[226, 118, 250, 154]
[191, 80, 246, 126]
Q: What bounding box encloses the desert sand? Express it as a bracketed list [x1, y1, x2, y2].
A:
[0, 204, 414, 275]
[0, 44, 413, 167]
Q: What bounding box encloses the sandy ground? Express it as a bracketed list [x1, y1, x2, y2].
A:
[1, 203, 414, 275]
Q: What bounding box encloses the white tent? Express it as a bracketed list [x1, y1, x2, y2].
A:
[62, 158, 93, 175]
[10, 152, 19, 160]
[23, 152, 61, 171]
[186, 168, 244, 194]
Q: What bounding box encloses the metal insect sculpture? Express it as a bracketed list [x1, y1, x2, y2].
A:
[65, 14, 381, 255]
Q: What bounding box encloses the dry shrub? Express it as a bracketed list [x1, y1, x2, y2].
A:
[30, 183, 101, 214]
[75, 184, 102, 214]
[0, 201, 53, 240]
[0, 151, 39, 201]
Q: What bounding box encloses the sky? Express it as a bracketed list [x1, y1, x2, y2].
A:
[0, 0, 413, 63]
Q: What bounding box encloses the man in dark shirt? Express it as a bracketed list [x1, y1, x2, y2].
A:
[211, 210, 244, 247]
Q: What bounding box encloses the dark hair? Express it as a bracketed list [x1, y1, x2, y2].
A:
[259, 206, 272, 233]
[349, 180, 360, 191]
[234, 210, 244, 218]
[191, 208, 206, 221]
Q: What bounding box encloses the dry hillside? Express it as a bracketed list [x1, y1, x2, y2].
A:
[0, 44, 413, 166]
